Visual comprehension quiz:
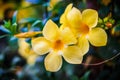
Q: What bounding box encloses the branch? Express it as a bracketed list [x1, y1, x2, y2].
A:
[82, 52, 120, 66]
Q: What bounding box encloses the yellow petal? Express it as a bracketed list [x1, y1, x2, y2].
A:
[60, 27, 77, 45]
[88, 28, 107, 46]
[60, 24, 66, 30]
[63, 46, 83, 64]
[67, 7, 82, 28]
[64, 3, 73, 15]
[18, 38, 31, 59]
[82, 9, 98, 28]
[60, 3, 73, 24]
[45, 52, 62, 72]
[27, 54, 38, 65]
[78, 37, 89, 55]
[18, 48, 30, 59]
[32, 37, 51, 55]
[43, 20, 59, 41]
[18, 38, 30, 49]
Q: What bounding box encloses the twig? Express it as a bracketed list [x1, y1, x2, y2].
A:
[82, 52, 120, 66]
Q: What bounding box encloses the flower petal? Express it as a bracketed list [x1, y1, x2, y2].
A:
[88, 28, 107, 46]
[43, 20, 59, 41]
[60, 27, 77, 45]
[82, 9, 98, 28]
[32, 37, 51, 55]
[60, 3, 73, 24]
[78, 37, 89, 55]
[18, 38, 30, 49]
[67, 7, 82, 28]
[18, 48, 30, 59]
[18, 38, 31, 59]
[27, 54, 38, 65]
[45, 52, 62, 72]
[63, 46, 83, 64]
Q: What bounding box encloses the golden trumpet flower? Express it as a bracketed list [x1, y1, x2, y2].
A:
[32, 20, 83, 72]
[18, 38, 38, 65]
[60, 4, 107, 54]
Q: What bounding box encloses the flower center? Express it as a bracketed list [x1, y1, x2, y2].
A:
[79, 23, 89, 35]
[76, 23, 89, 36]
[53, 40, 64, 51]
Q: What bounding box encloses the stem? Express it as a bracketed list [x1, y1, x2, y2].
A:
[82, 52, 120, 66]
[0, 34, 9, 39]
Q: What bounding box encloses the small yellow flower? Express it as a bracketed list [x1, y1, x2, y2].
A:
[60, 4, 107, 54]
[18, 38, 38, 65]
[32, 20, 83, 72]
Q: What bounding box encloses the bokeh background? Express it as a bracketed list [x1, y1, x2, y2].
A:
[0, 0, 120, 80]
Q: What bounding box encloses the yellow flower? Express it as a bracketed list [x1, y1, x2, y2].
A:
[18, 38, 38, 65]
[60, 4, 107, 54]
[32, 20, 83, 72]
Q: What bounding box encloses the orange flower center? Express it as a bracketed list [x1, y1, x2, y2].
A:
[79, 23, 89, 35]
[53, 40, 64, 51]
[75, 23, 89, 36]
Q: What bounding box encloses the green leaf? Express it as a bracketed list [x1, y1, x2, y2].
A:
[31, 20, 42, 27]
[0, 26, 11, 33]
[98, 18, 103, 23]
[3, 20, 18, 35]
[80, 71, 91, 80]
[12, 11, 17, 24]
[31, 20, 43, 31]
[4, 20, 11, 29]
[109, 19, 115, 24]
[103, 17, 108, 22]
[11, 23, 18, 34]
[19, 18, 38, 24]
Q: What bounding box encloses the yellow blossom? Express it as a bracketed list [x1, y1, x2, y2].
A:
[60, 4, 107, 54]
[32, 20, 83, 72]
[18, 38, 38, 65]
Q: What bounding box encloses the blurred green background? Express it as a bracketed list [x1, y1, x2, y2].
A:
[0, 0, 120, 80]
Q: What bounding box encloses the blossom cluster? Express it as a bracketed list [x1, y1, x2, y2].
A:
[17, 4, 107, 72]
